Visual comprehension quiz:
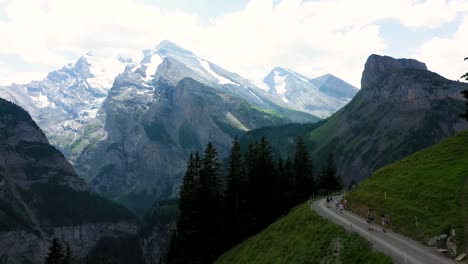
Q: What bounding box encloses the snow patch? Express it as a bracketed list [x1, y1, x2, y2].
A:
[226, 112, 249, 131]
[197, 58, 237, 85]
[84, 53, 125, 90]
[31, 92, 54, 108]
[84, 108, 99, 119]
[249, 90, 264, 104]
[142, 54, 163, 81]
[273, 71, 287, 95]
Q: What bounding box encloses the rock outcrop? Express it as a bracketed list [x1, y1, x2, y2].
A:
[306, 54, 468, 182]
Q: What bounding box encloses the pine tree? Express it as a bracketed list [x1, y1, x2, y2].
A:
[318, 153, 342, 193]
[167, 152, 205, 264]
[225, 137, 248, 244]
[276, 157, 295, 213]
[244, 141, 258, 234]
[45, 238, 64, 264]
[293, 137, 316, 203]
[197, 142, 224, 263]
[461, 57, 468, 121]
[248, 137, 277, 229]
[283, 158, 296, 208]
[62, 243, 74, 264]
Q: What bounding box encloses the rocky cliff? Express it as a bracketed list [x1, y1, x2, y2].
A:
[306, 54, 468, 182]
[0, 98, 138, 264]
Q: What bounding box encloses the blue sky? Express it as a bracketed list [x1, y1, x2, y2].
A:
[0, 0, 467, 87]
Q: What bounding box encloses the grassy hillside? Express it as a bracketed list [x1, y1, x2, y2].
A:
[215, 203, 391, 264]
[346, 131, 468, 250]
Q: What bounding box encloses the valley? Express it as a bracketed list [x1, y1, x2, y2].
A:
[0, 41, 467, 264]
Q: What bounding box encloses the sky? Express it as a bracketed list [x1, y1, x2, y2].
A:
[0, 0, 468, 88]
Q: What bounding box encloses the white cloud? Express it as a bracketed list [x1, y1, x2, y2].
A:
[415, 15, 468, 81]
[0, 0, 466, 87]
[0, 69, 47, 85]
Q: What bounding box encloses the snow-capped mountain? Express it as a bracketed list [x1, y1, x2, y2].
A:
[72, 40, 318, 213]
[263, 67, 358, 118]
[0, 52, 127, 158]
[120, 40, 297, 110]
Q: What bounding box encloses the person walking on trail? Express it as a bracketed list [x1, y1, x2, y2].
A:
[381, 214, 387, 233]
[339, 202, 344, 213]
[367, 208, 375, 231]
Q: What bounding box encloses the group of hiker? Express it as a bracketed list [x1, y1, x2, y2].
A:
[367, 208, 390, 233]
[325, 196, 390, 233]
[325, 196, 347, 213]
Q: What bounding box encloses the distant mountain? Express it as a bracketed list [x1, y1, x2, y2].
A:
[310, 73, 359, 100]
[0, 98, 137, 263]
[0, 52, 126, 160]
[73, 40, 319, 214]
[263, 67, 358, 118]
[242, 54, 468, 183]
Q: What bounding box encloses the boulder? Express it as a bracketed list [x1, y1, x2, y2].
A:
[428, 234, 447, 248]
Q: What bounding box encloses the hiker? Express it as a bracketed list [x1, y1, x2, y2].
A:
[367, 208, 375, 231]
[381, 214, 387, 233]
[339, 202, 344, 213]
[326, 197, 330, 208]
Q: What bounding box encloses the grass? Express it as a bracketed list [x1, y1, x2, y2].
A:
[346, 131, 468, 250]
[215, 202, 392, 264]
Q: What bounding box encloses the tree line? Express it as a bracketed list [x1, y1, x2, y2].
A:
[461, 57, 468, 121]
[166, 136, 342, 264]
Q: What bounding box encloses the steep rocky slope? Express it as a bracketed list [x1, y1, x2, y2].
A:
[0, 98, 138, 264]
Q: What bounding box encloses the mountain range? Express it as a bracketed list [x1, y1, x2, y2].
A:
[0, 40, 356, 213]
[1, 48, 468, 263]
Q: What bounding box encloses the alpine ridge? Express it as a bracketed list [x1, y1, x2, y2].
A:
[263, 67, 358, 118]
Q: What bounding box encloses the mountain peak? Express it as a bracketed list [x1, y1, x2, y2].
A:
[367, 54, 427, 71]
[362, 54, 428, 88]
[154, 40, 194, 56]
